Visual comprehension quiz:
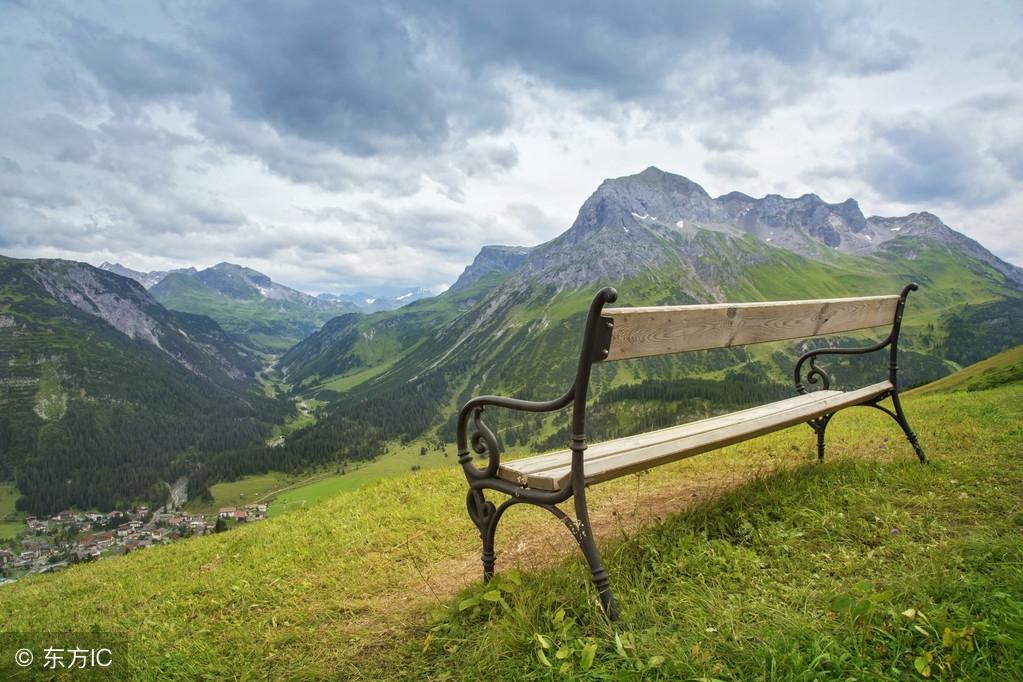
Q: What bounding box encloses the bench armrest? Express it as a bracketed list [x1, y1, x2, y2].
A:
[794, 282, 918, 394]
[457, 389, 574, 480]
[793, 339, 891, 392]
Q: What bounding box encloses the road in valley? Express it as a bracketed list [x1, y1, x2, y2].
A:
[145, 477, 188, 528]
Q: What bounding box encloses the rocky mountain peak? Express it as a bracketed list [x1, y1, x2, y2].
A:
[196, 263, 274, 299]
[449, 245, 533, 293]
[491, 168, 1023, 295]
[98, 262, 196, 289]
[566, 167, 723, 245]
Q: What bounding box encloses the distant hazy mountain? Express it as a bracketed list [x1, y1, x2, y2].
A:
[98, 262, 196, 289]
[149, 263, 357, 352]
[105, 260, 437, 341]
[316, 286, 434, 312]
[0, 256, 288, 514]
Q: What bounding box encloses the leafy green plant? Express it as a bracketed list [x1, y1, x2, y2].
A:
[531, 606, 600, 675]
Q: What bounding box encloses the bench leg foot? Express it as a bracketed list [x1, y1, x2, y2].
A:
[573, 490, 619, 620]
[581, 538, 619, 620]
[890, 391, 927, 464]
[809, 415, 832, 462]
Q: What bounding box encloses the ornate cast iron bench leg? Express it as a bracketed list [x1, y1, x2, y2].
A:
[890, 390, 927, 463]
[466, 484, 619, 619]
[573, 484, 619, 620]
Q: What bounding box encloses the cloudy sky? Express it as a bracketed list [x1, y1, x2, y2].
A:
[1, 1, 1021, 294]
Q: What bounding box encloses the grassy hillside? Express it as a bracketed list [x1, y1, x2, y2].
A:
[3, 375, 1021, 679]
[910, 344, 1023, 397]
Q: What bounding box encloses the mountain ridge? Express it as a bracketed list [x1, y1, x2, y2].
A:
[272, 167, 1023, 490]
[148, 264, 357, 352]
[492, 167, 1023, 295]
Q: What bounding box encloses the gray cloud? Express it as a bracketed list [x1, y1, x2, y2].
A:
[62, 17, 206, 102]
[704, 156, 760, 181]
[859, 113, 1016, 207]
[197, 2, 510, 157]
[994, 135, 1023, 181]
[17, 1, 918, 174]
[426, 1, 914, 100]
[2, 0, 1020, 289]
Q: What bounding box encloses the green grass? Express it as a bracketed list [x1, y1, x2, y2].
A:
[313, 354, 402, 393]
[2, 379, 1021, 680]
[0, 520, 24, 541]
[185, 472, 297, 515]
[269, 438, 453, 515]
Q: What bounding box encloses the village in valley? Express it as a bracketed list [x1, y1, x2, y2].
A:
[0, 502, 269, 585]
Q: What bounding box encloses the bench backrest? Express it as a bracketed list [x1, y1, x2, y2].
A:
[600, 295, 900, 362]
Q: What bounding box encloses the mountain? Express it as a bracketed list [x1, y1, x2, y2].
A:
[0, 256, 291, 514]
[448, 245, 533, 292]
[150, 263, 357, 352]
[488, 166, 1023, 294]
[98, 262, 196, 289]
[271, 167, 1023, 479]
[316, 287, 434, 313]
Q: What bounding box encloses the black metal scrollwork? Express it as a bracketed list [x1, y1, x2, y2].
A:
[465, 488, 496, 535]
[794, 352, 836, 394]
[805, 356, 832, 391]
[458, 406, 501, 480]
[470, 407, 499, 461]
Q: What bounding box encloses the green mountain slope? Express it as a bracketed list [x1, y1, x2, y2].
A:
[0, 256, 291, 514]
[910, 344, 1023, 396]
[151, 263, 356, 352]
[265, 170, 1022, 490]
[2, 374, 1020, 679]
[278, 271, 512, 396]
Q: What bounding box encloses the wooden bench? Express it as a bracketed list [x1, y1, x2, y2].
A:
[456, 284, 926, 619]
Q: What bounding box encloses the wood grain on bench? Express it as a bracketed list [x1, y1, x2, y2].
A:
[602, 295, 900, 361]
[497, 380, 894, 491]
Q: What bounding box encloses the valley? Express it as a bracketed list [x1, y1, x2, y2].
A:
[2, 167, 1023, 677]
[3, 168, 1023, 552]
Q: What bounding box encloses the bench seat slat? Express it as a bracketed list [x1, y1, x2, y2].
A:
[497, 380, 893, 491]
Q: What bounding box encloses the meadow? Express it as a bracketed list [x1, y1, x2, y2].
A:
[2, 361, 1021, 680]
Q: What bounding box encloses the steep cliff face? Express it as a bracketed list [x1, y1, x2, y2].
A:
[27, 260, 255, 381]
[449, 245, 533, 292]
[0, 255, 288, 514]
